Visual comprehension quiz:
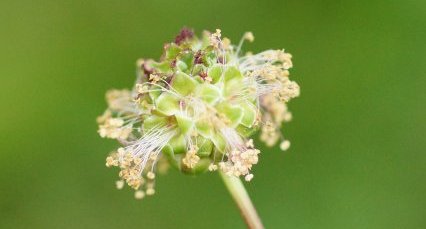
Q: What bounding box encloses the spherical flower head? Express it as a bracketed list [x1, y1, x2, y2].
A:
[97, 28, 300, 199]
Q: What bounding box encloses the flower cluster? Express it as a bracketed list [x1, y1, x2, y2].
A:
[97, 28, 300, 199]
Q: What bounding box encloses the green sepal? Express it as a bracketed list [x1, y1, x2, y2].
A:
[165, 43, 181, 60]
[223, 66, 244, 97]
[207, 64, 223, 83]
[168, 134, 186, 155]
[155, 92, 180, 116]
[178, 51, 194, 73]
[171, 71, 198, 96]
[240, 102, 257, 127]
[196, 137, 213, 157]
[192, 64, 206, 79]
[142, 116, 168, 132]
[210, 132, 226, 153]
[195, 83, 221, 105]
[236, 124, 259, 138]
[162, 145, 180, 169]
[176, 60, 188, 72]
[216, 102, 244, 128]
[195, 119, 214, 138]
[175, 113, 194, 135]
[151, 61, 171, 73]
[192, 75, 204, 83]
[203, 50, 217, 66]
[224, 66, 243, 82]
[148, 84, 162, 101]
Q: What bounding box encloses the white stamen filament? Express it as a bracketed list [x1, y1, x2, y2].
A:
[119, 125, 176, 176]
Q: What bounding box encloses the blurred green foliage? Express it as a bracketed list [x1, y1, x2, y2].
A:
[0, 0, 425, 228]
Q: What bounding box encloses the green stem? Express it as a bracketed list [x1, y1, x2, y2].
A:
[220, 171, 264, 229]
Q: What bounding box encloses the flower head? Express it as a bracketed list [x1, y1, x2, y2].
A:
[98, 28, 300, 199]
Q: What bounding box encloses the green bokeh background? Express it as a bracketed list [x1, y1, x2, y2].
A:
[1, 0, 425, 228]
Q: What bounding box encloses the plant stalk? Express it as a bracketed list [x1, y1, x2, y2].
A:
[220, 171, 264, 229]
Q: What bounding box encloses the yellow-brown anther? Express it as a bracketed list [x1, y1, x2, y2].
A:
[182, 147, 200, 169]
